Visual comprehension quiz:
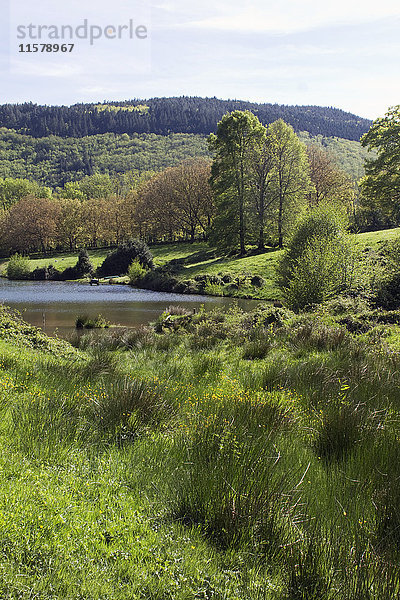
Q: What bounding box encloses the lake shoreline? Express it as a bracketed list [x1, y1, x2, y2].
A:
[0, 279, 261, 339]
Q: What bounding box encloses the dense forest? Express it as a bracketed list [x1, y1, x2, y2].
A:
[0, 129, 209, 187]
[0, 127, 370, 188]
[0, 97, 371, 140]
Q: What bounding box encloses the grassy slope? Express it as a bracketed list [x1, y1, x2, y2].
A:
[356, 227, 400, 248]
[0, 307, 266, 599]
[2, 298, 400, 597]
[1, 226, 399, 300]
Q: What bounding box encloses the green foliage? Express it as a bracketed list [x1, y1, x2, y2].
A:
[0, 177, 51, 210]
[60, 249, 94, 280]
[209, 110, 266, 254]
[75, 314, 110, 329]
[0, 129, 210, 188]
[371, 235, 400, 309]
[277, 204, 355, 310]
[98, 239, 154, 277]
[0, 97, 370, 140]
[360, 105, 400, 224]
[6, 253, 31, 280]
[128, 258, 146, 284]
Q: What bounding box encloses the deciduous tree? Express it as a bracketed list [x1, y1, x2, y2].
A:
[208, 111, 265, 254]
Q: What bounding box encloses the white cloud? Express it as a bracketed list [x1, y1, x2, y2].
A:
[173, 0, 400, 33]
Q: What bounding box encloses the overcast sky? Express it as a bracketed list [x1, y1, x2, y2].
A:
[1, 0, 400, 119]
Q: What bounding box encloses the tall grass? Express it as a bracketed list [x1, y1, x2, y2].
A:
[4, 301, 400, 597]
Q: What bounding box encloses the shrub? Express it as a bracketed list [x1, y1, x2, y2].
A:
[276, 204, 356, 311]
[31, 266, 49, 280]
[373, 272, 400, 310]
[204, 282, 224, 296]
[75, 314, 110, 329]
[7, 253, 31, 280]
[242, 337, 272, 360]
[59, 249, 94, 280]
[75, 248, 94, 277]
[128, 258, 146, 285]
[251, 275, 265, 287]
[98, 239, 154, 277]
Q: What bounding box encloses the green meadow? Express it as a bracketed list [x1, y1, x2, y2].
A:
[1, 293, 400, 597]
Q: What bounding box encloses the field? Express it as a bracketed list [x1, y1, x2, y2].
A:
[2, 293, 400, 597]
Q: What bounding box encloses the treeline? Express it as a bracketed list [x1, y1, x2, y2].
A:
[0, 114, 359, 255]
[0, 160, 214, 254]
[0, 96, 371, 141]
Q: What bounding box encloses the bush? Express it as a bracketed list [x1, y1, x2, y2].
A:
[251, 275, 265, 287]
[7, 254, 31, 280]
[74, 249, 94, 277]
[31, 266, 49, 281]
[373, 273, 400, 309]
[128, 258, 146, 285]
[98, 239, 154, 277]
[59, 249, 94, 281]
[276, 204, 356, 311]
[76, 314, 110, 329]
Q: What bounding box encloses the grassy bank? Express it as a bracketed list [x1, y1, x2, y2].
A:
[1, 226, 399, 300]
[2, 299, 400, 597]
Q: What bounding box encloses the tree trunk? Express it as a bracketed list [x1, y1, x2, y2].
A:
[278, 194, 284, 248]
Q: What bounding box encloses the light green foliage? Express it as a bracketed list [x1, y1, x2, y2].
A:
[0, 177, 51, 210]
[282, 236, 353, 310]
[6, 253, 31, 280]
[128, 258, 146, 284]
[209, 114, 311, 253]
[0, 129, 210, 188]
[360, 105, 400, 223]
[277, 204, 355, 309]
[268, 119, 311, 247]
[299, 132, 372, 181]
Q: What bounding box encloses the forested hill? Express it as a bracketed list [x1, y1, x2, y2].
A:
[0, 97, 371, 141]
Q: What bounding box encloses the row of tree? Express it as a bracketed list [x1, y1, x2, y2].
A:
[0, 160, 213, 253]
[0, 116, 358, 255]
[209, 112, 355, 254]
[0, 97, 371, 140]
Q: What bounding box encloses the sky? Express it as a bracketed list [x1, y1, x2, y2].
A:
[1, 0, 400, 119]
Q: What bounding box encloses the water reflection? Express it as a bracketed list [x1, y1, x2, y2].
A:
[0, 279, 260, 338]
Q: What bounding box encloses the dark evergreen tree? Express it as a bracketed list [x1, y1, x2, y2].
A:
[97, 239, 154, 276]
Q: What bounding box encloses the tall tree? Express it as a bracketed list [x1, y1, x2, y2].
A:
[269, 120, 311, 248]
[208, 111, 265, 254]
[306, 144, 355, 208]
[56, 198, 84, 250]
[248, 130, 276, 250]
[0, 196, 60, 253]
[360, 105, 400, 222]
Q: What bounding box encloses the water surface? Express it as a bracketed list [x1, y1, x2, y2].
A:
[0, 279, 260, 338]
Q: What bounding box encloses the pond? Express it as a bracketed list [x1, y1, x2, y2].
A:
[0, 279, 261, 338]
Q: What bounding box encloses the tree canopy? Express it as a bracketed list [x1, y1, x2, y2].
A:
[360, 105, 400, 223]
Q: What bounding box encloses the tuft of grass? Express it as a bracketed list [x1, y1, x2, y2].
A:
[76, 314, 110, 329]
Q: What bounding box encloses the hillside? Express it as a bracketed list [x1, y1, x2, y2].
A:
[0, 97, 371, 140]
[0, 128, 370, 188]
[0, 128, 209, 187]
